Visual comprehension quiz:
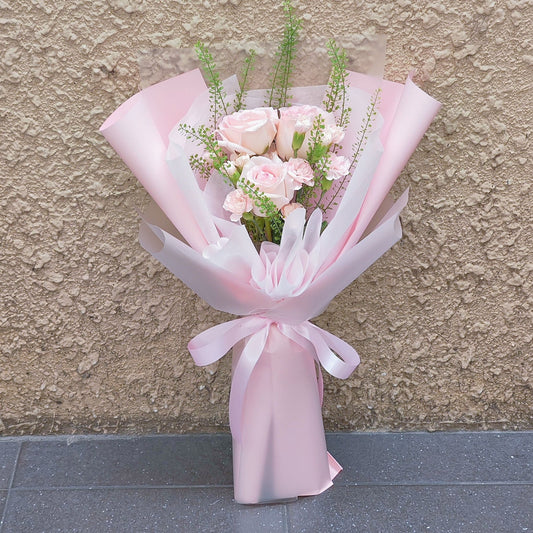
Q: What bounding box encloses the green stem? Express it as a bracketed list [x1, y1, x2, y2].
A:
[264, 218, 272, 242]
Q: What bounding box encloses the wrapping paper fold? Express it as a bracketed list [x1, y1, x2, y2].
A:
[100, 67, 440, 503]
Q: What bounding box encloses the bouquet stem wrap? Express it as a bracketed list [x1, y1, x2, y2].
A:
[100, 66, 440, 504]
[232, 324, 341, 503]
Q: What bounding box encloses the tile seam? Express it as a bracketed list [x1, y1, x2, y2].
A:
[0, 430, 532, 443]
[282, 503, 291, 533]
[10, 484, 235, 491]
[0, 442, 22, 533]
[8, 481, 533, 491]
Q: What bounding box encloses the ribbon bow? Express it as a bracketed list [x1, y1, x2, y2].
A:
[188, 316, 360, 441]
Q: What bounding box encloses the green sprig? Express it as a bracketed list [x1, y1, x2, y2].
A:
[350, 87, 381, 171]
[323, 40, 352, 130]
[189, 153, 212, 180]
[238, 179, 279, 219]
[266, 0, 302, 109]
[238, 178, 285, 244]
[195, 41, 228, 127]
[305, 114, 328, 164]
[233, 49, 257, 112]
[319, 88, 382, 215]
[177, 123, 234, 184]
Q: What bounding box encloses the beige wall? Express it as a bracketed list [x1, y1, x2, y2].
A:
[1, 0, 531, 436]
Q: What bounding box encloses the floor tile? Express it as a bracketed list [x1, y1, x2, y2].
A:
[13, 435, 232, 489]
[286, 484, 533, 533]
[326, 432, 533, 484]
[2, 487, 287, 533]
[0, 442, 19, 489]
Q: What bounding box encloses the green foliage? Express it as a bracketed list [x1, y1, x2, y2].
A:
[305, 115, 328, 164]
[233, 49, 257, 112]
[266, 0, 302, 109]
[189, 153, 212, 180]
[323, 40, 352, 130]
[195, 41, 228, 127]
[318, 88, 382, 216]
[177, 123, 234, 184]
[350, 87, 381, 171]
[237, 178, 285, 244]
[238, 178, 279, 219]
[237, 180, 284, 245]
[184, 7, 374, 245]
[270, 214, 284, 244]
[242, 214, 284, 245]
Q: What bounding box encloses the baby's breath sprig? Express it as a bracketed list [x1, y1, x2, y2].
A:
[177, 123, 235, 184]
[350, 87, 381, 171]
[267, 0, 302, 109]
[233, 49, 257, 112]
[189, 153, 212, 180]
[323, 40, 351, 130]
[195, 41, 228, 128]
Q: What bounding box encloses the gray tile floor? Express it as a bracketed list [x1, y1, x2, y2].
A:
[0, 432, 531, 532]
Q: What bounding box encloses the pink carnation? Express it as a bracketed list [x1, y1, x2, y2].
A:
[223, 188, 253, 222]
[326, 154, 351, 181]
[322, 124, 345, 145]
[284, 158, 314, 190]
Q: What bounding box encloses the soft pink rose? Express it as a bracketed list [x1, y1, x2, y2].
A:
[275, 105, 336, 160]
[223, 188, 253, 222]
[276, 105, 319, 160]
[281, 202, 304, 218]
[284, 158, 314, 190]
[218, 107, 278, 156]
[326, 153, 351, 181]
[240, 155, 295, 214]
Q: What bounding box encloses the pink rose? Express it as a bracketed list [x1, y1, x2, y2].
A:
[326, 153, 351, 181]
[218, 107, 278, 156]
[275, 105, 336, 160]
[223, 188, 253, 222]
[284, 158, 314, 190]
[240, 155, 295, 214]
[276, 105, 319, 160]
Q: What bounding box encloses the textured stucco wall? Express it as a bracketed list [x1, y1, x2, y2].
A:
[0, 0, 531, 436]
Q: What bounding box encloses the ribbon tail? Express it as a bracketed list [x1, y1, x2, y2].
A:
[304, 323, 361, 379]
[188, 316, 267, 366]
[283, 322, 360, 380]
[229, 325, 271, 442]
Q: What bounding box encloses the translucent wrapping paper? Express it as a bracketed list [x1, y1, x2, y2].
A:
[100, 49, 440, 503]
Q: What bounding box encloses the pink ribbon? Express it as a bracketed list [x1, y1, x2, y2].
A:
[188, 316, 360, 441]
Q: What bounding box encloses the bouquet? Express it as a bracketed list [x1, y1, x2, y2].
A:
[100, 1, 441, 504]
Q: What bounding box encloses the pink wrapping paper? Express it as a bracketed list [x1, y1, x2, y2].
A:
[100, 67, 441, 504]
[233, 325, 334, 503]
